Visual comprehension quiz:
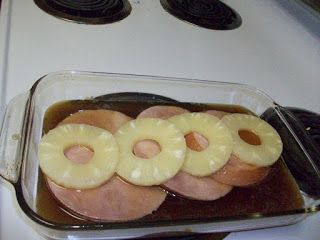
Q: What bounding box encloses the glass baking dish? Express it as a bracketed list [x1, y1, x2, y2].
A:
[0, 71, 319, 240]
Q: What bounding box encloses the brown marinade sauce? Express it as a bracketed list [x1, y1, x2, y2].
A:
[36, 100, 304, 224]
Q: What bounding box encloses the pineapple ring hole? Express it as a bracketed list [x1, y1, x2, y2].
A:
[185, 132, 209, 152]
[238, 129, 261, 146]
[64, 145, 94, 164]
[133, 139, 161, 159]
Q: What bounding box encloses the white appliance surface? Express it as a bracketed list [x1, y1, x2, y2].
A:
[0, 0, 319, 239]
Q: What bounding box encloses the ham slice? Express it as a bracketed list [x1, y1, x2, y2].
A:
[205, 110, 230, 119]
[137, 105, 189, 119]
[163, 171, 232, 201]
[46, 109, 167, 221]
[211, 154, 270, 186]
[47, 176, 166, 222]
[186, 110, 271, 187]
[133, 105, 189, 158]
[59, 109, 132, 133]
[135, 106, 233, 200]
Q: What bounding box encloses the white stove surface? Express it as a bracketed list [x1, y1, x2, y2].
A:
[0, 0, 319, 239]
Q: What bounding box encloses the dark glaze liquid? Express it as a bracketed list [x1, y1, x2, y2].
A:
[37, 100, 304, 225]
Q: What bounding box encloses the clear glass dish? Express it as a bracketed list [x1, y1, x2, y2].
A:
[0, 71, 319, 240]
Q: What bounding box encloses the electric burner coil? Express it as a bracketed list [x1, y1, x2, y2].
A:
[160, 0, 242, 30]
[34, 0, 131, 24]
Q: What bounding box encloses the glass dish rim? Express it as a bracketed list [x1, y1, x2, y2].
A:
[14, 70, 320, 231]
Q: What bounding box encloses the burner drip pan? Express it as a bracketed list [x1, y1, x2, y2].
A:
[34, 0, 131, 24]
[160, 0, 242, 30]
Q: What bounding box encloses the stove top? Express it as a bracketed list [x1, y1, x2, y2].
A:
[160, 0, 241, 30]
[34, 0, 132, 24]
[33, 0, 241, 29]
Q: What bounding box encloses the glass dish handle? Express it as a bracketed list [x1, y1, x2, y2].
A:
[0, 93, 29, 184]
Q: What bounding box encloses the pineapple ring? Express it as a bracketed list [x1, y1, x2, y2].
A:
[221, 114, 283, 167]
[115, 118, 186, 186]
[169, 112, 233, 177]
[38, 124, 119, 190]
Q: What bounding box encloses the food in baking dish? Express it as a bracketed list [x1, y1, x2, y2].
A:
[37, 99, 303, 223]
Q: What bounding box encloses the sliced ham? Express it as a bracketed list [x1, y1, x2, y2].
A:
[47, 176, 166, 221]
[211, 154, 270, 186]
[133, 140, 161, 159]
[135, 106, 233, 200]
[133, 130, 232, 200]
[46, 109, 167, 221]
[137, 105, 189, 119]
[59, 109, 132, 134]
[205, 110, 230, 119]
[187, 110, 271, 187]
[133, 105, 189, 158]
[163, 171, 232, 201]
[64, 145, 94, 165]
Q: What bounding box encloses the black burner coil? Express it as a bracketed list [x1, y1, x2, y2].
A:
[160, 0, 242, 30]
[34, 0, 131, 24]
